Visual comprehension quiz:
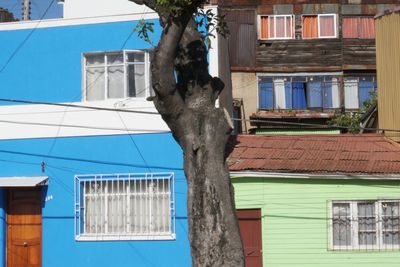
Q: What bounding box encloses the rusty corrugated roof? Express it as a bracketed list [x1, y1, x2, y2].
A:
[228, 134, 400, 175]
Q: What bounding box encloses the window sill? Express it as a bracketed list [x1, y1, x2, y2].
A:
[75, 233, 176, 242]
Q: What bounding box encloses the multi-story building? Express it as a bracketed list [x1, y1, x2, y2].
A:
[221, 0, 398, 133]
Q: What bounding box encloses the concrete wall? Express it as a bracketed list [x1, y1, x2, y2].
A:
[232, 72, 258, 132]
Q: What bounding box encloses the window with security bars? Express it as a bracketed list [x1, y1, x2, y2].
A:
[83, 50, 153, 101]
[74, 173, 175, 241]
[331, 200, 400, 250]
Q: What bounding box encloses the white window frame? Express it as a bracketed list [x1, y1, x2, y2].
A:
[301, 14, 337, 39]
[82, 50, 152, 101]
[257, 15, 294, 40]
[329, 200, 400, 250]
[74, 172, 176, 241]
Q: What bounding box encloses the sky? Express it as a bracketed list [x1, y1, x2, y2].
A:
[0, 0, 63, 20]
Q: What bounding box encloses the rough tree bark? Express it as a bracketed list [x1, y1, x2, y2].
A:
[130, 1, 245, 266]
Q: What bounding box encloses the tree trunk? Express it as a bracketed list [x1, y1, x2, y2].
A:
[128, 1, 245, 265]
[183, 110, 244, 266]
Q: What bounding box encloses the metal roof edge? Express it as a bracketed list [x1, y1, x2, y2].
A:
[230, 171, 400, 180]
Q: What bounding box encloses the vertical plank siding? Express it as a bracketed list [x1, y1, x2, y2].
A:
[376, 11, 400, 141]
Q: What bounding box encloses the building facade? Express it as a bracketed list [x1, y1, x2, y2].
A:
[221, 0, 398, 133]
[0, 3, 199, 266]
[229, 134, 400, 266]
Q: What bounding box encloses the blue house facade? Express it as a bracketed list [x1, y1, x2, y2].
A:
[0, 6, 198, 266]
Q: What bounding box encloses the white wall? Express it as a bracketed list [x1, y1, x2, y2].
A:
[62, 0, 151, 19]
[0, 99, 169, 140]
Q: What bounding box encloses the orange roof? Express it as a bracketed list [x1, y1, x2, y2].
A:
[228, 134, 400, 175]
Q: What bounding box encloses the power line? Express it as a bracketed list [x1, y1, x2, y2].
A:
[0, 98, 159, 114]
[0, 148, 184, 170]
[0, 118, 169, 132]
[0, 0, 56, 73]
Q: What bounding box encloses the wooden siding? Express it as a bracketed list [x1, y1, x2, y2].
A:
[376, 11, 400, 141]
[342, 39, 376, 66]
[257, 39, 342, 69]
[224, 9, 256, 67]
[222, 2, 397, 71]
[233, 177, 400, 267]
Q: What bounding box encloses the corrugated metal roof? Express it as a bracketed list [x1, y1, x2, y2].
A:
[228, 134, 400, 175]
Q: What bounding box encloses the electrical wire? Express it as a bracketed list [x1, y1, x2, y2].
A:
[0, 0, 57, 73]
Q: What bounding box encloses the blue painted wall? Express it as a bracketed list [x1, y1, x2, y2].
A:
[0, 133, 190, 267]
[0, 19, 161, 104]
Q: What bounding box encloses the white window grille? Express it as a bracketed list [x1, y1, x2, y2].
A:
[83, 50, 153, 101]
[74, 173, 175, 241]
[330, 200, 400, 250]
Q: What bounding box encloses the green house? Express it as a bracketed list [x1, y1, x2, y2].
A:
[229, 134, 400, 267]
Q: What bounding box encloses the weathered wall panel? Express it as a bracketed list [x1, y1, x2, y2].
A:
[256, 40, 342, 69]
[376, 10, 400, 141]
[224, 9, 256, 67]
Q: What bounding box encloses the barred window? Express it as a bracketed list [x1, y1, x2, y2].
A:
[74, 173, 175, 241]
[331, 200, 400, 250]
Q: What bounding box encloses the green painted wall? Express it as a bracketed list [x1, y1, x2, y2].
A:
[233, 177, 400, 267]
[254, 129, 340, 135]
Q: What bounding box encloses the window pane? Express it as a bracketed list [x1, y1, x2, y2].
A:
[107, 66, 124, 99]
[358, 202, 376, 246]
[307, 79, 323, 108]
[259, 78, 273, 109]
[286, 16, 292, 38]
[269, 17, 275, 38]
[85, 181, 106, 234]
[128, 64, 146, 97]
[86, 67, 105, 101]
[343, 17, 359, 38]
[107, 53, 123, 65]
[382, 202, 400, 246]
[86, 54, 104, 66]
[292, 82, 307, 109]
[359, 17, 375, 39]
[319, 15, 335, 37]
[108, 180, 127, 234]
[332, 203, 351, 246]
[260, 16, 269, 39]
[275, 17, 285, 38]
[358, 77, 375, 107]
[344, 78, 359, 109]
[127, 52, 145, 63]
[274, 78, 287, 109]
[302, 16, 318, 38]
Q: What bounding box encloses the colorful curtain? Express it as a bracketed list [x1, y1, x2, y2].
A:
[359, 81, 375, 107]
[259, 79, 273, 109]
[343, 17, 358, 38]
[307, 81, 323, 108]
[359, 17, 375, 39]
[292, 82, 307, 109]
[275, 17, 285, 38]
[260, 16, 269, 39]
[302, 16, 318, 38]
